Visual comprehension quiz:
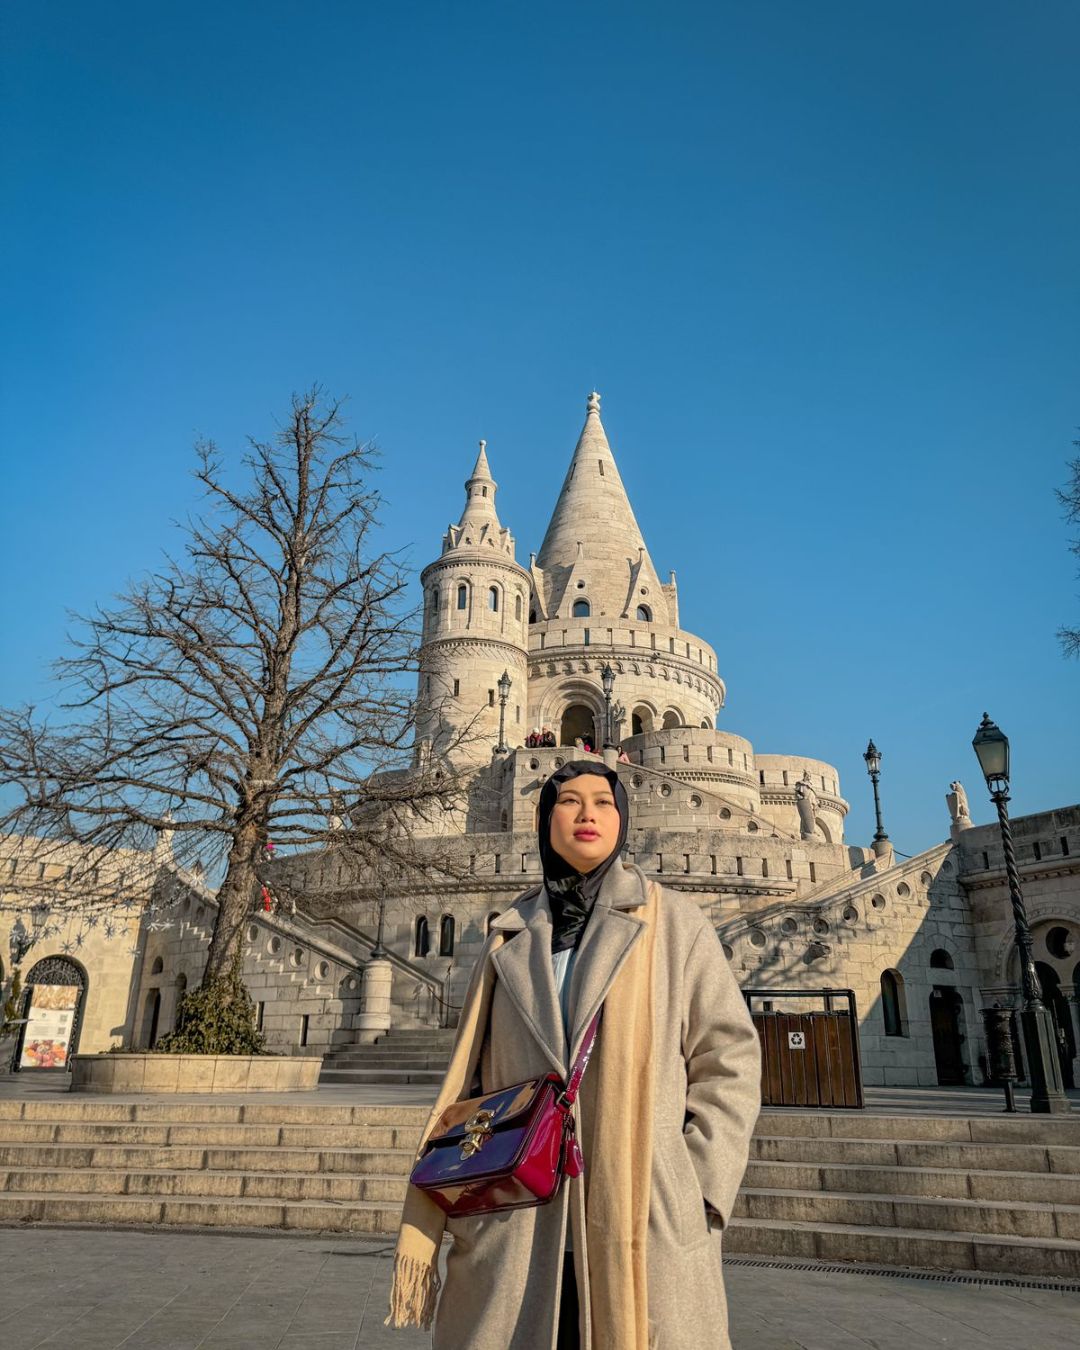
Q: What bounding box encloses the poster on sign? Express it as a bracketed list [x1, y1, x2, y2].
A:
[18, 985, 80, 1069]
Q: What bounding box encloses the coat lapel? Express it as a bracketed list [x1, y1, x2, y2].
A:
[490, 892, 567, 1076]
[566, 863, 649, 1063]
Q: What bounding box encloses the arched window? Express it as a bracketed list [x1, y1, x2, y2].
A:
[515, 594, 523, 620]
[456, 584, 468, 611]
[636, 604, 651, 622]
[439, 914, 455, 957]
[485, 911, 501, 935]
[880, 969, 906, 1037]
[414, 916, 430, 958]
[430, 587, 439, 612]
[930, 948, 954, 970]
[662, 710, 682, 729]
[150, 955, 164, 975]
[488, 586, 499, 612]
[572, 599, 590, 618]
[529, 607, 537, 624]
[174, 973, 188, 1033]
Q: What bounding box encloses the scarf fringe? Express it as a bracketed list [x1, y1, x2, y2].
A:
[384, 1252, 441, 1330]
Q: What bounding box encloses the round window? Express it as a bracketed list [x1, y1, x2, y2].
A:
[896, 882, 911, 898]
[871, 894, 886, 910]
[748, 929, 767, 948]
[290, 947, 304, 968]
[689, 794, 702, 808]
[659, 784, 672, 798]
[747, 820, 758, 833]
[268, 935, 282, 956]
[721, 942, 734, 961]
[719, 808, 731, 820]
[1046, 926, 1075, 960]
[842, 904, 858, 924]
[781, 917, 798, 935]
[247, 924, 259, 942]
[631, 774, 644, 788]
[316, 960, 331, 980]
[813, 918, 829, 936]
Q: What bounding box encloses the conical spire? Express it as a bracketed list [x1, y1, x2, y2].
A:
[534, 393, 668, 620]
[442, 440, 516, 558]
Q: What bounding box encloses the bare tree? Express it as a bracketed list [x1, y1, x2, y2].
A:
[1059, 438, 1080, 659]
[0, 389, 471, 1032]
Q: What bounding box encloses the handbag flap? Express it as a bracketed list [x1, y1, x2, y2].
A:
[429, 1074, 561, 1143]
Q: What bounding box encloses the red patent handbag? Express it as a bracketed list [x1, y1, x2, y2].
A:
[409, 1011, 601, 1218]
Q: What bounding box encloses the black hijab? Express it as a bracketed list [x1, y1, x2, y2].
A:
[538, 761, 630, 954]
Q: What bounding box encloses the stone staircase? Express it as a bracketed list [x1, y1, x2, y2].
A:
[318, 1028, 457, 1086]
[0, 1098, 1078, 1276]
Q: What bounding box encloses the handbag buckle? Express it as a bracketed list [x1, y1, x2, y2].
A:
[460, 1108, 495, 1159]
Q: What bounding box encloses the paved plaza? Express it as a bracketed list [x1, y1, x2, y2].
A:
[0, 1227, 1078, 1350]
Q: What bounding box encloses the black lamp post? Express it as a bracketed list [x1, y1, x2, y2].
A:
[495, 669, 512, 754]
[7, 917, 32, 969]
[862, 739, 890, 853]
[600, 663, 616, 748]
[972, 713, 1070, 1114]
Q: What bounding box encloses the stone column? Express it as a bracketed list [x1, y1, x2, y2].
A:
[353, 957, 393, 1045]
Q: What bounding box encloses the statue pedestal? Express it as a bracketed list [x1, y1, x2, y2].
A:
[353, 956, 393, 1045]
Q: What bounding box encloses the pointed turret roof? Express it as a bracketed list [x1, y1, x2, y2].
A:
[534, 393, 669, 621]
[441, 440, 517, 559]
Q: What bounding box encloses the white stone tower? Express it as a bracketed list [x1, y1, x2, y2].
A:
[416, 442, 530, 765]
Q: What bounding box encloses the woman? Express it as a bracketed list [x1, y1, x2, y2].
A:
[388, 762, 761, 1349]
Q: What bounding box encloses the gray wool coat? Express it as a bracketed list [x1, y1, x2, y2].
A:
[432, 864, 762, 1350]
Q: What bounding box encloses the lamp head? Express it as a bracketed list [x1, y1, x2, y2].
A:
[600, 663, 615, 698]
[497, 669, 512, 700]
[972, 712, 1009, 789]
[863, 739, 881, 776]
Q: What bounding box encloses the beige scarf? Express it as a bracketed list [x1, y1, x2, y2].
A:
[386, 878, 659, 1349]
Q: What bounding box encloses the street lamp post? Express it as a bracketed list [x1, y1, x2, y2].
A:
[862, 739, 890, 856]
[972, 713, 1070, 1115]
[600, 663, 616, 748]
[495, 669, 512, 754]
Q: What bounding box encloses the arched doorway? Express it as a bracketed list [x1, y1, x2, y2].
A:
[560, 704, 596, 747]
[15, 955, 88, 1071]
[1036, 960, 1076, 1089]
[929, 986, 967, 1085]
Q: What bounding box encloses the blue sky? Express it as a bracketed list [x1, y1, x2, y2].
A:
[1, 1, 1077, 856]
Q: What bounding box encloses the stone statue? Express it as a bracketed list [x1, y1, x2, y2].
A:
[795, 771, 819, 840]
[947, 780, 972, 834]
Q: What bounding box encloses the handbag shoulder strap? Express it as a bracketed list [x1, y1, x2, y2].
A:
[559, 1009, 601, 1108]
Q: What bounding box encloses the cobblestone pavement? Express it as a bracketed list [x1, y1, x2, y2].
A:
[1, 1228, 1079, 1349]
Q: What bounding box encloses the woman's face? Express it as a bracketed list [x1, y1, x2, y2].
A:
[549, 774, 621, 873]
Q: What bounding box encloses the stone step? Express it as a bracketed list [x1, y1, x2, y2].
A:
[0, 1100, 431, 1127]
[742, 1159, 1080, 1205]
[0, 1189, 403, 1234]
[734, 1187, 1080, 1240]
[750, 1135, 1080, 1174]
[0, 1165, 411, 1204]
[756, 1112, 1080, 1146]
[0, 1141, 415, 1175]
[0, 1120, 424, 1149]
[317, 1069, 444, 1085]
[725, 1217, 1080, 1278]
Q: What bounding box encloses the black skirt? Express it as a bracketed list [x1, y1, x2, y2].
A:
[556, 1258, 580, 1349]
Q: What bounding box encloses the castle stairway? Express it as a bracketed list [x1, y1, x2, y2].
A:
[0, 1098, 1078, 1277]
[318, 1028, 456, 1086]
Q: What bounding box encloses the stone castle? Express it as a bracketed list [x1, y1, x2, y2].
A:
[3, 393, 1078, 1093]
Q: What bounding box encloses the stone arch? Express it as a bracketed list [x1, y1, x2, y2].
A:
[631, 703, 656, 736]
[636, 604, 652, 622]
[661, 709, 683, 730]
[814, 816, 834, 845]
[149, 955, 164, 976]
[560, 703, 597, 747]
[572, 599, 590, 618]
[414, 915, 430, 958]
